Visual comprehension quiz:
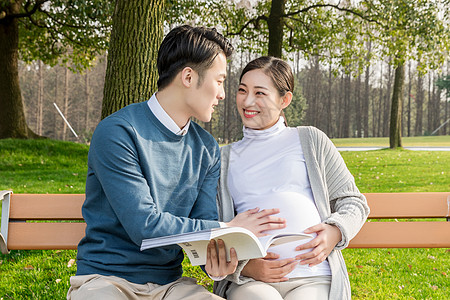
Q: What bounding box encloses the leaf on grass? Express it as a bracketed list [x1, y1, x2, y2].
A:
[24, 265, 34, 270]
[431, 285, 438, 290]
[442, 272, 447, 277]
[427, 255, 436, 260]
[356, 265, 364, 269]
[408, 264, 412, 270]
[56, 279, 62, 283]
[67, 259, 76, 268]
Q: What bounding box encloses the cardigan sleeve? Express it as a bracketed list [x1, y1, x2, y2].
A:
[310, 127, 370, 249]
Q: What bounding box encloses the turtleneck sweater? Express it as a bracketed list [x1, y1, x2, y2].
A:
[228, 117, 331, 278]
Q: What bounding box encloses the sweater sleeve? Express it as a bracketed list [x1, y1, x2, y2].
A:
[87, 117, 219, 246]
[311, 128, 370, 249]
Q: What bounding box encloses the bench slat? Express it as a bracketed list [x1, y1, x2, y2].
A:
[9, 194, 84, 220]
[365, 192, 449, 218]
[348, 221, 450, 248]
[7, 222, 86, 250]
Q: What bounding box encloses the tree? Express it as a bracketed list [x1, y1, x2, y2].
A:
[0, 0, 112, 139]
[366, 0, 450, 148]
[101, 0, 164, 119]
[169, 0, 450, 146]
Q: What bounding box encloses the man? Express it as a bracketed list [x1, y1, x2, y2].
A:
[67, 25, 285, 300]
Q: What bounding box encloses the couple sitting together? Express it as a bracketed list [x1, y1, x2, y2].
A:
[67, 25, 369, 300]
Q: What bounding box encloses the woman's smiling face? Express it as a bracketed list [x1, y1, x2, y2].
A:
[236, 69, 290, 130]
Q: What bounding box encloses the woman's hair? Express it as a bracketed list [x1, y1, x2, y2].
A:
[240, 56, 294, 96]
[157, 25, 233, 90]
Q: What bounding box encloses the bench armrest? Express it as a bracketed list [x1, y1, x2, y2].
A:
[1, 190, 12, 254]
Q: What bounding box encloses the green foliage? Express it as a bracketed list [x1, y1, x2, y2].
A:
[0, 139, 449, 298]
[15, 0, 113, 71]
[284, 76, 307, 127]
[436, 75, 450, 97]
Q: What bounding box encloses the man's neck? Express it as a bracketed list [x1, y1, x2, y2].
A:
[155, 88, 191, 129]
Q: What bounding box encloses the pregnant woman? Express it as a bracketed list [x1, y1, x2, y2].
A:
[214, 56, 369, 300]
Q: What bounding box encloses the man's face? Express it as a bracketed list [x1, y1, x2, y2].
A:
[185, 52, 227, 123]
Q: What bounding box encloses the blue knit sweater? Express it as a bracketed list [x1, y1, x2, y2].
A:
[76, 102, 221, 285]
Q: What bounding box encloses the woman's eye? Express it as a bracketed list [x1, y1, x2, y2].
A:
[256, 91, 265, 96]
[238, 88, 246, 93]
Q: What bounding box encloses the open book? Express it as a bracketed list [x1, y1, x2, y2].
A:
[140, 227, 313, 266]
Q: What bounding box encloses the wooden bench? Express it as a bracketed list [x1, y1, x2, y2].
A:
[1, 190, 449, 254]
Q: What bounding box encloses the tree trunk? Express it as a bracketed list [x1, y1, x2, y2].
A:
[363, 42, 371, 137]
[383, 62, 393, 137]
[415, 72, 424, 136]
[327, 64, 333, 137]
[407, 61, 412, 137]
[101, 0, 164, 119]
[37, 60, 44, 136]
[0, 2, 39, 139]
[376, 62, 383, 137]
[355, 74, 362, 137]
[267, 0, 286, 58]
[85, 72, 91, 133]
[63, 67, 69, 140]
[390, 63, 404, 149]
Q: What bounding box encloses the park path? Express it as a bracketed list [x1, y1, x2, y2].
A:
[337, 147, 450, 151]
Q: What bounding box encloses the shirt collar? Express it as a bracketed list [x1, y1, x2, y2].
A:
[147, 93, 190, 136]
[242, 116, 286, 140]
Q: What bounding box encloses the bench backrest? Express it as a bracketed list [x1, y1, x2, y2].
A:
[349, 192, 450, 248]
[0, 192, 85, 254]
[1, 191, 449, 254]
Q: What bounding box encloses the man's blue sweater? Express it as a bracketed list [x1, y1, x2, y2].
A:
[76, 102, 221, 285]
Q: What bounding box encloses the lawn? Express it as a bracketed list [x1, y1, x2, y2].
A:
[331, 135, 450, 147]
[0, 139, 449, 299]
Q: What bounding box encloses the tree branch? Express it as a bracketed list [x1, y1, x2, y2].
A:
[3, 0, 49, 20]
[285, 3, 382, 26]
[225, 15, 268, 37]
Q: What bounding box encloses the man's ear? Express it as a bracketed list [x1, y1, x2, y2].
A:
[180, 67, 195, 88]
[281, 91, 293, 109]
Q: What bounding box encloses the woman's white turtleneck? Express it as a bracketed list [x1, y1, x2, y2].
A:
[228, 117, 331, 278]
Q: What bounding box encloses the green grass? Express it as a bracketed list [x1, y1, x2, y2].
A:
[0, 139, 449, 299]
[332, 135, 450, 147]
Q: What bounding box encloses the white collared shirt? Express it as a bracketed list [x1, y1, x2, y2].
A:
[147, 93, 190, 136]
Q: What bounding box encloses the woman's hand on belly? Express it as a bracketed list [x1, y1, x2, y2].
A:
[294, 223, 342, 267]
[241, 252, 299, 283]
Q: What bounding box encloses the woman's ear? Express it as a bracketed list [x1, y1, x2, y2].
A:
[281, 91, 293, 109]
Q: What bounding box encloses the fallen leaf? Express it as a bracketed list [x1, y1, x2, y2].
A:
[67, 259, 76, 268]
[23, 265, 34, 270]
[427, 255, 436, 260]
[408, 264, 412, 270]
[431, 285, 438, 290]
[442, 272, 447, 277]
[356, 265, 364, 269]
[55, 279, 62, 283]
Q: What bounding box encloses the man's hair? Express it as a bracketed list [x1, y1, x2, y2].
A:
[240, 56, 294, 96]
[157, 25, 233, 90]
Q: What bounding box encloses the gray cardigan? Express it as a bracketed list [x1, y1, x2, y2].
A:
[214, 126, 370, 299]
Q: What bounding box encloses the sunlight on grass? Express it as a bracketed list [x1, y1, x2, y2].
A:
[331, 135, 450, 147]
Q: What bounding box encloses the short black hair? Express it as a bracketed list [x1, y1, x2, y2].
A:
[157, 25, 233, 90]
